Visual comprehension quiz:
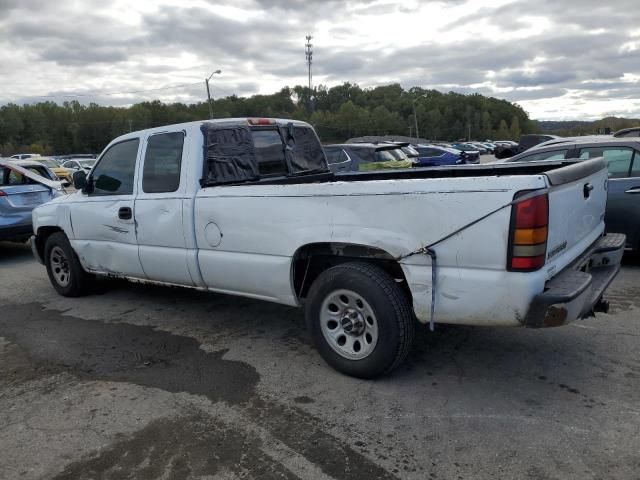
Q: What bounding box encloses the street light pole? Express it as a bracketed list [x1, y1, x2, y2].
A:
[411, 93, 428, 144]
[412, 100, 420, 143]
[205, 69, 222, 119]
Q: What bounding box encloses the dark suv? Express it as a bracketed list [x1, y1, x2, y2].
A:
[504, 137, 640, 252]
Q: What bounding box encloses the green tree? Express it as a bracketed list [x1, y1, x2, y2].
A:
[509, 116, 521, 141]
[496, 119, 510, 140]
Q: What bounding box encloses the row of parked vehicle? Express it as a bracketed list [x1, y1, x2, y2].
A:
[6, 153, 97, 185]
[1, 153, 96, 242]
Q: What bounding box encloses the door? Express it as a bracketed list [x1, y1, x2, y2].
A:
[135, 130, 194, 286]
[578, 145, 640, 249]
[70, 138, 146, 278]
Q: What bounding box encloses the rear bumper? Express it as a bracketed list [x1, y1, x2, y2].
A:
[523, 233, 625, 328]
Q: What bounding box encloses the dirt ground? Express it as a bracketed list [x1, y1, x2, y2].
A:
[1, 241, 639, 479]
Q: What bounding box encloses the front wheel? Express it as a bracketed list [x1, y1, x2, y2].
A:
[305, 262, 415, 379]
[44, 232, 94, 297]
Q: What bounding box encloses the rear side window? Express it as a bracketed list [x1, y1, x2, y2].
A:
[324, 149, 342, 164]
[252, 130, 288, 176]
[91, 139, 139, 195]
[283, 126, 327, 173]
[514, 149, 569, 162]
[142, 132, 184, 193]
[579, 147, 634, 179]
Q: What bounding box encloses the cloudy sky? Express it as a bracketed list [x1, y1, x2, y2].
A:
[1, 0, 639, 120]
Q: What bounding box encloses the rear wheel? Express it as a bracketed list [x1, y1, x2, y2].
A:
[305, 262, 415, 379]
[44, 232, 94, 297]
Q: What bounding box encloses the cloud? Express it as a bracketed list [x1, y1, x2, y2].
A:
[0, 0, 638, 119]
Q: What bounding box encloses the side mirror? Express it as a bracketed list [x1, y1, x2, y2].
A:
[72, 170, 87, 190]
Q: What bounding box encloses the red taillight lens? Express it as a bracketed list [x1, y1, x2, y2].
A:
[514, 195, 548, 228]
[508, 192, 548, 272]
[0, 190, 6, 196]
[248, 118, 276, 125]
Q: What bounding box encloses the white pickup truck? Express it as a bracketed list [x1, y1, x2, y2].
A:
[31, 118, 625, 378]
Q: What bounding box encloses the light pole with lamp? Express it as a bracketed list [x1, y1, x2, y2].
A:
[205, 69, 222, 119]
[411, 93, 429, 144]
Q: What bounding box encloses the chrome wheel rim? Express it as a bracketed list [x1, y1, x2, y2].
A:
[320, 289, 379, 360]
[50, 246, 71, 287]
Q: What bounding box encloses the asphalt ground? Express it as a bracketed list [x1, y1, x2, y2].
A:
[0, 241, 639, 480]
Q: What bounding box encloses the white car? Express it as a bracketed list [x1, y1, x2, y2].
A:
[10, 153, 42, 160]
[31, 118, 624, 378]
[61, 158, 96, 174]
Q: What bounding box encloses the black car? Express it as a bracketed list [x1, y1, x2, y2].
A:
[494, 134, 560, 159]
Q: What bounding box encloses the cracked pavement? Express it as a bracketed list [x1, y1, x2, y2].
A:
[1, 241, 639, 479]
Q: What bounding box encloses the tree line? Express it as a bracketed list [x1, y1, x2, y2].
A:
[0, 83, 537, 156]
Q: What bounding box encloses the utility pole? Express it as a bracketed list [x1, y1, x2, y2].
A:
[305, 35, 313, 112]
[412, 101, 420, 143]
[205, 69, 222, 119]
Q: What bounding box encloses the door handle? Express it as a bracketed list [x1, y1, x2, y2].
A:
[624, 187, 640, 194]
[118, 207, 132, 220]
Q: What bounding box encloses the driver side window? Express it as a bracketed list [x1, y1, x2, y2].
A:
[91, 139, 139, 195]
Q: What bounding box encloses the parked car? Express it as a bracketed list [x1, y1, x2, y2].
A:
[465, 142, 490, 154]
[30, 117, 624, 379]
[502, 136, 640, 253]
[1, 159, 61, 242]
[33, 157, 73, 184]
[614, 127, 640, 138]
[494, 134, 560, 159]
[450, 143, 482, 161]
[413, 145, 468, 166]
[324, 143, 414, 173]
[9, 153, 42, 160]
[479, 142, 496, 154]
[61, 158, 97, 175]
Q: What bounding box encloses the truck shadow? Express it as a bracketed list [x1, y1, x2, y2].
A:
[93, 278, 628, 396]
[0, 241, 33, 265]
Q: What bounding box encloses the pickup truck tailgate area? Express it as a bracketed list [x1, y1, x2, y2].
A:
[544, 159, 609, 275]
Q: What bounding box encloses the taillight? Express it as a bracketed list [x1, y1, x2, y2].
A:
[248, 118, 276, 125]
[0, 190, 6, 196]
[508, 192, 548, 271]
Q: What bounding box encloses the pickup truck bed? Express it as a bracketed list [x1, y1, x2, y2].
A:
[31, 118, 625, 378]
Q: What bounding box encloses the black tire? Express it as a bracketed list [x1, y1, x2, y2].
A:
[44, 232, 94, 297]
[305, 261, 415, 379]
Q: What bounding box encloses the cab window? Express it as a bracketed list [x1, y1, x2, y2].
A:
[142, 132, 184, 193]
[579, 147, 634, 178]
[90, 139, 139, 195]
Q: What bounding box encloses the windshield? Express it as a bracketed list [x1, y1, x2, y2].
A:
[80, 160, 96, 167]
[39, 159, 59, 168]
